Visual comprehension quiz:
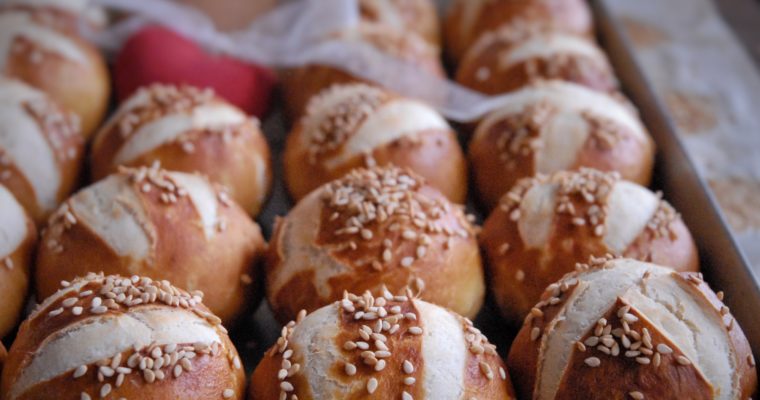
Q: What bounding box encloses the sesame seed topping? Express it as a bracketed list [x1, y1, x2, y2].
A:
[403, 360, 414, 374]
[676, 356, 691, 365]
[223, 389, 235, 398]
[303, 84, 388, 163]
[73, 365, 88, 378]
[367, 377, 378, 394]
[656, 343, 672, 354]
[584, 357, 601, 367]
[629, 391, 645, 399]
[320, 167, 473, 272]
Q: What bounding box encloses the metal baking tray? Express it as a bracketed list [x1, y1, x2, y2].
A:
[161, 0, 760, 375]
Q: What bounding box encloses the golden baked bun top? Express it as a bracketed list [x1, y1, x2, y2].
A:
[92, 84, 257, 167]
[43, 164, 237, 261]
[0, 76, 81, 212]
[462, 26, 613, 82]
[519, 256, 755, 400]
[475, 81, 648, 176]
[497, 168, 677, 254]
[0, 184, 30, 264]
[0, 7, 92, 63]
[333, 22, 443, 72]
[259, 290, 511, 399]
[6, 272, 240, 400]
[273, 166, 475, 287]
[299, 83, 450, 165]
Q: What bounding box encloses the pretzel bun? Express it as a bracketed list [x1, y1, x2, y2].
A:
[251, 291, 515, 399]
[469, 81, 654, 210]
[266, 166, 484, 324]
[0, 273, 246, 400]
[0, 76, 84, 224]
[0, 184, 36, 339]
[444, 0, 593, 65]
[281, 23, 445, 120]
[359, 0, 440, 47]
[0, 7, 110, 137]
[91, 84, 273, 216]
[457, 29, 617, 95]
[35, 165, 266, 325]
[507, 257, 757, 399]
[284, 83, 467, 203]
[480, 169, 699, 325]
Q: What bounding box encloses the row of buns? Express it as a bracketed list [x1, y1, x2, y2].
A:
[0, 0, 756, 399]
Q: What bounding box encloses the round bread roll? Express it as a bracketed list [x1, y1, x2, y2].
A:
[0, 273, 246, 400]
[35, 165, 266, 325]
[284, 83, 467, 203]
[251, 291, 515, 399]
[0, 76, 84, 224]
[0, 184, 36, 339]
[457, 29, 618, 95]
[90, 84, 273, 217]
[0, 6, 110, 137]
[267, 166, 484, 324]
[444, 0, 593, 65]
[469, 81, 654, 210]
[281, 23, 445, 120]
[507, 257, 757, 399]
[480, 168, 699, 325]
[359, 0, 440, 47]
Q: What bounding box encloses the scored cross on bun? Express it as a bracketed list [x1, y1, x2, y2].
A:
[480, 168, 698, 325]
[0, 273, 246, 400]
[251, 290, 515, 399]
[35, 164, 266, 325]
[284, 83, 467, 203]
[469, 81, 655, 210]
[457, 28, 618, 95]
[444, 0, 593, 65]
[0, 6, 110, 137]
[267, 166, 484, 323]
[508, 257, 757, 399]
[91, 84, 273, 217]
[281, 22, 445, 120]
[0, 76, 84, 224]
[0, 184, 36, 339]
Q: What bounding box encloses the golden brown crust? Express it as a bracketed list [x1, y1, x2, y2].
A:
[284, 84, 467, 203]
[480, 170, 697, 325]
[359, 0, 440, 47]
[251, 293, 514, 400]
[457, 30, 617, 95]
[676, 273, 758, 400]
[555, 297, 713, 399]
[469, 101, 655, 211]
[1, 6, 110, 137]
[0, 93, 84, 224]
[281, 23, 445, 121]
[444, 0, 593, 65]
[90, 85, 272, 216]
[35, 166, 266, 325]
[1, 273, 245, 400]
[508, 259, 757, 400]
[0, 212, 36, 339]
[267, 166, 484, 324]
